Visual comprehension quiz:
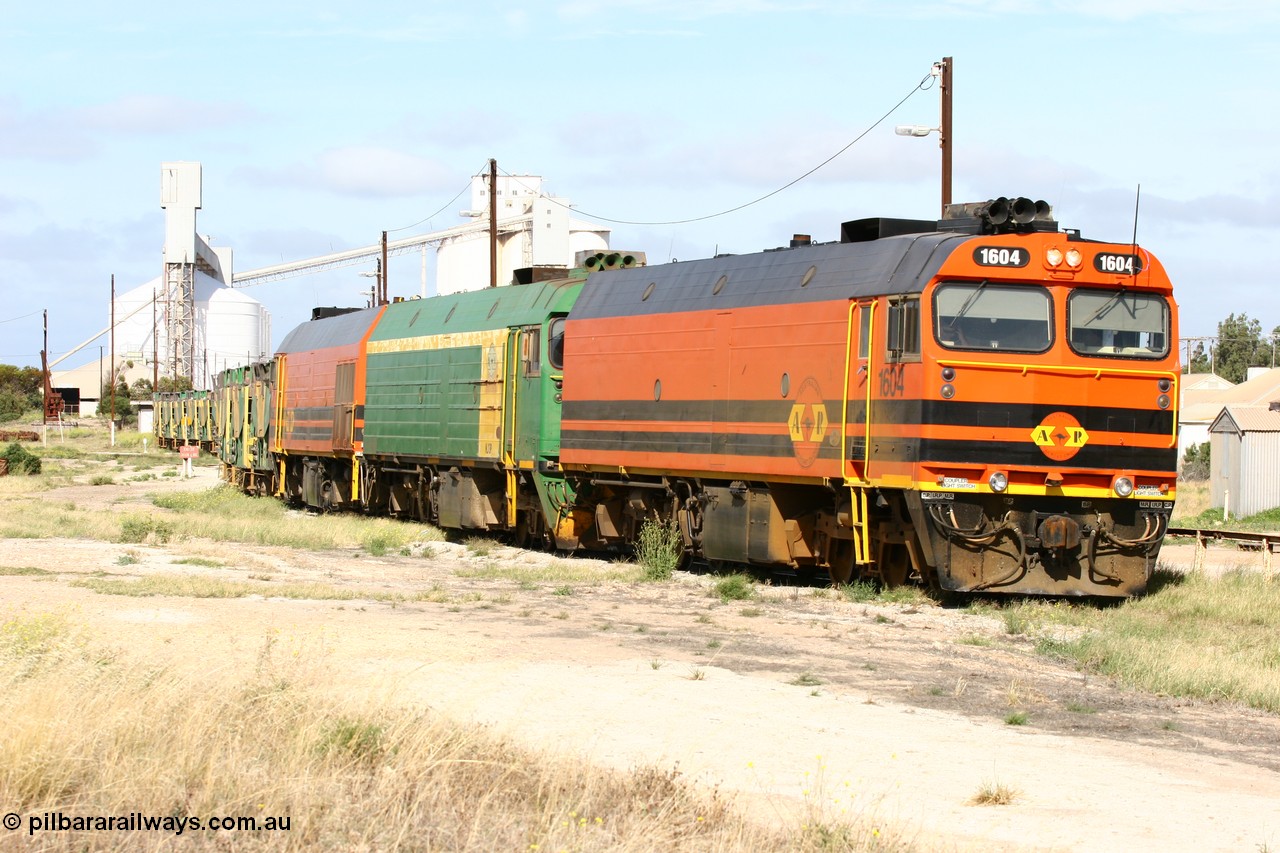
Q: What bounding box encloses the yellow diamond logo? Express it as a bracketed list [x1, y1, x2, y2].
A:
[788, 403, 807, 441]
[789, 403, 828, 443]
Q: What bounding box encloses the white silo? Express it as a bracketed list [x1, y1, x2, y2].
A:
[108, 271, 270, 388]
[199, 280, 270, 380]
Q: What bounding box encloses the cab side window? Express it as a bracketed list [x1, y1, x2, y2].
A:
[886, 297, 921, 360]
[547, 317, 566, 371]
[521, 327, 541, 377]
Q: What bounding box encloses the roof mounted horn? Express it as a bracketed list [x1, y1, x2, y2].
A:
[938, 197, 1057, 235]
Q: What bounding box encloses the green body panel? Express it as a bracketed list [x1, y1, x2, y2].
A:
[214, 362, 275, 475]
[363, 277, 584, 466]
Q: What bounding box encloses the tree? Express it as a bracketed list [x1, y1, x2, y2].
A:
[0, 365, 42, 422]
[1181, 441, 1211, 481]
[1190, 313, 1278, 383]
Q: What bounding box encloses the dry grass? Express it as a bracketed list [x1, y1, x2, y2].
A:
[69, 573, 427, 603]
[0, 612, 902, 852]
[454, 559, 649, 585]
[1170, 479, 1210, 525]
[999, 568, 1280, 713]
[969, 780, 1019, 806]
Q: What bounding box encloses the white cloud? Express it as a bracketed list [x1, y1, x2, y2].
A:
[234, 146, 458, 199]
[0, 95, 257, 163]
[78, 95, 257, 134]
[556, 0, 809, 21]
[0, 97, 95, 161]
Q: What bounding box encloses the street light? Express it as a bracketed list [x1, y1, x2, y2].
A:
[358, 271, 379, 308]
[895, 56, 952, 216]
[894, 125, 936, 138]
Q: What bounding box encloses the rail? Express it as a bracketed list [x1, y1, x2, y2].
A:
[1166, 526, 1280, 573]
[1166, 526, 1280, 551]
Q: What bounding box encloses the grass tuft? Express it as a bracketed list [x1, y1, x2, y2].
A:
[634, 517, 683, 581]
[712, 574, 756, 602]
[970, 780, 1020, 806]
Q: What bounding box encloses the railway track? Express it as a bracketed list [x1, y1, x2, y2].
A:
[1166, 526, 1280, 551]
[1166, 526, 1280, 573]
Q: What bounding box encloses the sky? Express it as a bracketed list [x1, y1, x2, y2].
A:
[1, 1, 1277, 373]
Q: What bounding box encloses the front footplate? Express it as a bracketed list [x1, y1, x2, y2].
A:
[920, 492, 1172, 597]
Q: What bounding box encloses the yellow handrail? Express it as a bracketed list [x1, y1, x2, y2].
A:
[934, 357, 1180, 447]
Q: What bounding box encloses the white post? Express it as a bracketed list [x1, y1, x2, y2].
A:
[1224, 489, 1230, 522]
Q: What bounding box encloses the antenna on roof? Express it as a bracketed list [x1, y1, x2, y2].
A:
[1128, 184, 1142, 288]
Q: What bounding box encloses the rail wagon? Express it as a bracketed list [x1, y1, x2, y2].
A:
[560, 199, 1178, 596]
[213, 361, 278, 495]
[152, 389, 213, 451]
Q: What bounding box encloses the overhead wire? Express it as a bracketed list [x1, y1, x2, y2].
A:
[383, 159, 490, 233]
[500, 67, 938, 227]
[0, 310, 43, 325]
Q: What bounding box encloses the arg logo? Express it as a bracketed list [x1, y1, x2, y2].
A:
[1031, 411, 1089, 461]
[788, 377, 829, 468]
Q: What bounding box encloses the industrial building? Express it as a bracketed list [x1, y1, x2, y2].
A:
[52, 161, 610, 415]
[52, 162, 271, 413]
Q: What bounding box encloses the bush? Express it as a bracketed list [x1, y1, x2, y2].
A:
[1, 442, 41, 475]
[635, 518, 683, 581]
[1181, 441, 1210, 481]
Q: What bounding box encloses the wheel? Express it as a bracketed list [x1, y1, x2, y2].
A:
[828, 540, 855, 585]
[514, 512, 531, 549]
[880, 543, 911, 588]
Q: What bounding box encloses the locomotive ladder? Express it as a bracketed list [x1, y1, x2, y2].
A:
[502, 330, 519, 528]
[841, 301, 874, 567]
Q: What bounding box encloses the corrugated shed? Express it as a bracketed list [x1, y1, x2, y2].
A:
[1209, 405, 1280, 516]
[1211, 406, 1280, 433]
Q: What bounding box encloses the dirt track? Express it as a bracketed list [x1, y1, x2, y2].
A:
[2, 467, 1279, 852]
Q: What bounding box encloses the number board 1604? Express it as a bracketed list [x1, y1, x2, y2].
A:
[972, 246, 1029, 268]
[1093, 252, 1144, 274]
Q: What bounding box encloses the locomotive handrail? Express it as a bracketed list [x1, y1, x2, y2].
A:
[841, 300, 875, 486]
[841, 299, 875, 566]
[273, 354, 287, 455]
[933, 357, 1180, 447]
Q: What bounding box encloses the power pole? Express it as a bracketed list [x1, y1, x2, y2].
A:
[110, 274, 115, 426]
[489, 158, 498, 288]
[939, 56, 953, 215]
[152, 290, 158, 391]
[380, 230, 389, 305]
[41, 310, 48, 428]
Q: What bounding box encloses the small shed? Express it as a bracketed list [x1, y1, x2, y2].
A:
[1208, 404, 1280, 517]
[130, 400, 154, 434]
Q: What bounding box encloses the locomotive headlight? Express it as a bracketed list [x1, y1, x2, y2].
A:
[1045, 248, 1064, 267]
[1113, 476, 1134, 497]
[1065, 248, 1083, 268]
[989, 471, 1009, 492]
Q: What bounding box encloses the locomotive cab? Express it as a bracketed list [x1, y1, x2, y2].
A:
[897, 202, 1178, 595]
